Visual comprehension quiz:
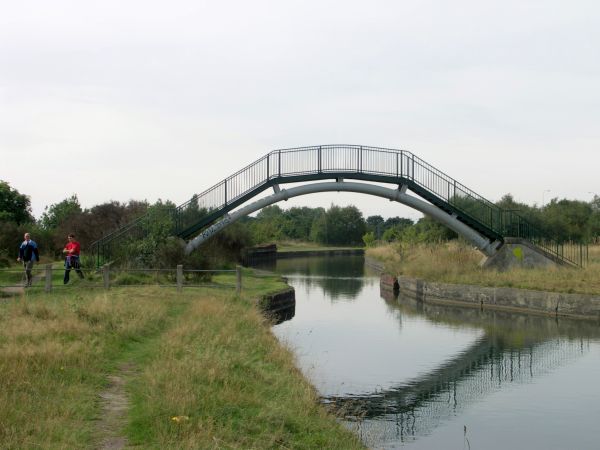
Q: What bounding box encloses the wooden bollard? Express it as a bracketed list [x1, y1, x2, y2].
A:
[177, 265, 183, 293]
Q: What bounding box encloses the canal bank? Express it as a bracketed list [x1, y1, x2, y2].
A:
[243, 244, 364, 266]
[0, 271, 364, 449]
[370, 256, 600, 321]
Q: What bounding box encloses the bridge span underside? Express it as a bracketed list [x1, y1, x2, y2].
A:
[184, 181, 500, 256]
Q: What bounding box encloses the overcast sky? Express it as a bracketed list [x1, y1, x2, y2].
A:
[2, 0, 599, 221]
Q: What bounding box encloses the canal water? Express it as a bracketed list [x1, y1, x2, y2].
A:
[256, 255, 600, 450]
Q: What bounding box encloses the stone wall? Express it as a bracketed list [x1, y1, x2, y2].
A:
[380, 274, 600, 321]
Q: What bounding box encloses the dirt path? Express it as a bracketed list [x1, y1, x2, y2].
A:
[0, 273, 44, 297]
[96, 363, 135, 450]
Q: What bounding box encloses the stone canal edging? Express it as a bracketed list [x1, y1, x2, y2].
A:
[380, 273, 600, 321]
[277, 249, 364, 259]
[364, 255, 385, 273]
[257, 287, 295, 312]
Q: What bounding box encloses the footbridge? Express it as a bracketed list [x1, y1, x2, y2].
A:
[89, 145, 585, 267]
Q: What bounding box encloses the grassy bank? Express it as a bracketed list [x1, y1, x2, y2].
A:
[0, 271, 363, 449]
[367, 242, 600, 295]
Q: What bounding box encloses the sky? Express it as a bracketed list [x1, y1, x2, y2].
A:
[1, 0, 599, 222]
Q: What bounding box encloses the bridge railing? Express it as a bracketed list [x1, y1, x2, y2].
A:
[89, 145, 587, 267]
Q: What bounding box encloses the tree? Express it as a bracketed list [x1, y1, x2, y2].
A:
[40, 194, 82, 230]
[366, 215, 385, 238]
[542, 199, 592, 242]
[0, 180, 34, 225]
[281, 207, 323, 240]
[381, 217, 414, 241]
[362, 231, 376, 247]
[310, 204, 366, 245]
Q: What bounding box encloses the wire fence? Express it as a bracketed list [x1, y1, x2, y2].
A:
[0, 264, 242, 294]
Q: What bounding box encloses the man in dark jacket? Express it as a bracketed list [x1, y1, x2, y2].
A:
[17, 232, 40, 287]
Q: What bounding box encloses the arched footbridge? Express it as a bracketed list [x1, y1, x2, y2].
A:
[90, 145, 586, 267]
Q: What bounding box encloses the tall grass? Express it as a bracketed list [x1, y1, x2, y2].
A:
[0, 272, 363, 449]
[0, 288, 174, 449]
[127, 291, 363, 449]
[368, 242, 600, 295]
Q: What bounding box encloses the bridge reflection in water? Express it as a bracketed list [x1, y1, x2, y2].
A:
[324, 288, 595, 446]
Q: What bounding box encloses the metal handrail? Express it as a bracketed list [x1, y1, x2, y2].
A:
[89, 145, 587, 267]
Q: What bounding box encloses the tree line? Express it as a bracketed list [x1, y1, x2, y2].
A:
[1, 179, 599, 267]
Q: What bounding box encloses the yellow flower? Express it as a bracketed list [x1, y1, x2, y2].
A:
[171, 415, 189, 423]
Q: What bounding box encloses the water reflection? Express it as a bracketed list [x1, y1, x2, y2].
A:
[264, 255, 600, 449]
[256, 255, 368, 300]
[265, 303, 296, 325]
[326, 290, 595, 445]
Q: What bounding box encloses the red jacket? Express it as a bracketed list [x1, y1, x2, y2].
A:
[64, 241, 81, 256]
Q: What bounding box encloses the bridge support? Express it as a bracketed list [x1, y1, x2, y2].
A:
[185, 181, 500, 256]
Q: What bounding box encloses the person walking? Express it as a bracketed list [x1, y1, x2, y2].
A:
[17, 232, 40, 287]
[63, 233, 85, 284]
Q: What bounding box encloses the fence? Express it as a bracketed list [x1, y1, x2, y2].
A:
[0, 264, 243, 295]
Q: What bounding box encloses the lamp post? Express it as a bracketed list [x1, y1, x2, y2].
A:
[542, 189, 551, 207]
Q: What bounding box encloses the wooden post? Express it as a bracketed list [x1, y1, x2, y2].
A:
[44, 264, 52, 293]
[236, 265, 242, 296]
[177, 265, 183, 293]
[103, 264, 110, 290]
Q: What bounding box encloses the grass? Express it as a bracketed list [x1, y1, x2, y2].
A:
[367, 241, 600, 295]
[0, 270, 364, 449]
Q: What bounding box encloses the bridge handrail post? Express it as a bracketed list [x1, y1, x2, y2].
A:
[266, 154, 270, 180]
[278, 150, 281, 177]
[359, 146, 362, 173]
[318, 146, 322, 173]
[400, 151, 404, 177]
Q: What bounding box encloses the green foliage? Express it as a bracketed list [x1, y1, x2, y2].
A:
[310, 204, 366, 246]
[366, 215, 385, 236]
[178, 194, 210, 232]
[247, 205, 325, 244]
[496, 193, 543, 229]
[130, 200, 177, 267]
[381, 218, 414, 242]
[0, 180, 34, 225]
[542, 198, 592, 242]
[39, 194, 82, 231]
[362, 231, 376, 247]
[0, 220, 21, 259]
[201, 221, 254, 267]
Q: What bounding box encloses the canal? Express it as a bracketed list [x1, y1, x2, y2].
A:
[256, 254, 600, 449]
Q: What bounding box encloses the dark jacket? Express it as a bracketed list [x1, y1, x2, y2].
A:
[19, 240, 40, 262]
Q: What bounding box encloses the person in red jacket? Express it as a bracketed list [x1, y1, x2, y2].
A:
[63, 233, 84, 284]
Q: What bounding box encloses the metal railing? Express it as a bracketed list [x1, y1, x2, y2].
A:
[89, 145, 588, 267]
